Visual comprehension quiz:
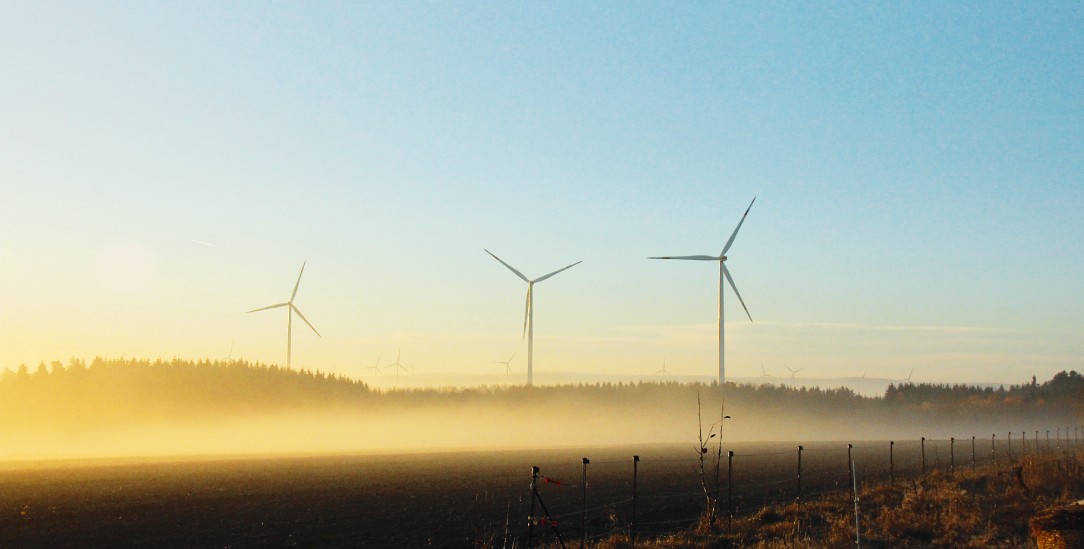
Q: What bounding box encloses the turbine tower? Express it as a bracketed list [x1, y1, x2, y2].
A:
[485, 249, 581, 386]
[247, 262, 321, 369]
[650, 197, 756, 384]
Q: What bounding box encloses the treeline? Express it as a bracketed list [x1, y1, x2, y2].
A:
[1, 357, 1079, 437]
[883, 370, 1084, 411]
[0, 357, 371, 428]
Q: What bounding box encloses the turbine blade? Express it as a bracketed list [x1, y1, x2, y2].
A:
[291, 304, 321, 337]
[648, 255, 720, 261]
[247, 303, 288, 313]
[533, 260, 581, 283]
[290, 261, 307, 302]
[722, 264, 753, 322]
[720, 196, 756, 256]
[522, 285, 531, 338]
[485, 249, 530, 282]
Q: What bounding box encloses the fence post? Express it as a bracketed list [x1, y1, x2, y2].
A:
[950, 437, 955, 476]
[921, 437, 926, 476]
[991, 434, 996, 466]
[970, 436, 976, 470]
[727, 450, 734, 532]
[852, 459, 860, 548]
[1023, 431, 1027, 457]
[581, 457, 589, 549]
[631, 455, 639, 546]
[889, 441, 894, 485]
[1057, 428, 1061, 451]
[1008, 432, 1012, 461]
[847, 444, 854, 501]
[529, 466, 539, 549]
[797, 445, 803, 505]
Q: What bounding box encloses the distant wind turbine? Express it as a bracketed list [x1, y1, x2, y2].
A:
[364, 353, 383, 375]
[895, 369, 914, 385]
[494, 351, 516, 378]
[759, 363, 773, 379]
[485, 249, 581, 386]
[655, 360, 672, 377]
[246, 262, 321, 369]
[650, 197, 756, 384]
[785, 365, 803, 381]
[387, 348, 411, 378]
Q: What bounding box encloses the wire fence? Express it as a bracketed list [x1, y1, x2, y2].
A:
[518, 424, 1084, 548]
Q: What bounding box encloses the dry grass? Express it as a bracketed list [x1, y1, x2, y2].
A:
[531, 449, 1084, 548]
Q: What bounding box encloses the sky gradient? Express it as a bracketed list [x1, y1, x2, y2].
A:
[2, 2, 1082, 388]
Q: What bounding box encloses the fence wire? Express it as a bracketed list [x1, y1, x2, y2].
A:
[517, 427, 1081, 547]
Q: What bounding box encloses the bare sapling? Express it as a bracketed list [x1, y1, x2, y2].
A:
[695, 390, 723, 531]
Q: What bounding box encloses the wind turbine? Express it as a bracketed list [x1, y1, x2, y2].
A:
[387, 348, 411, 378]
[485, 249, 581, 386]
[363, 353, 383, 375]
[655, 360, 672, 377]
[494, 351, 516, 378]
[247, 262, 321, 369]
[785, 365, 803, 381]
[650, 197, 756, 384]
[895, 369, 914, 385]
[759, 363, 773, 380]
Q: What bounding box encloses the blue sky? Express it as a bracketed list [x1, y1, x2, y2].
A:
[2, 2, 1081, 387]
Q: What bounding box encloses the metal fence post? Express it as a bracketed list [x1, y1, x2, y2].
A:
[727, 450, 734, 532]
[950, 437, 955, 475]
[631, 455, 639, 546]
[581, 457, 589, 549]
[921, 437, 926, 476]
[847, 444, 854, 500]
[889, 441, 894, 485]
[991, 433, 996, 466]
[970, 436, 976, 470]
[797, 445, 803, 505]
[528, 466, 539, 548]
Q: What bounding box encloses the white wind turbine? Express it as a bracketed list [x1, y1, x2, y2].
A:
[654, 360, 672, 377]
[785, 364, 804, 381]
[387, 348, 411, 378]
[247, 262, 321, 369]
[485, 249, 581, 386]
[494, 350, 517, 378]
[650, 197, 756, 384]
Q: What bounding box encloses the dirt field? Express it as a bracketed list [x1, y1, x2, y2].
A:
[0, 440, 1020, 547]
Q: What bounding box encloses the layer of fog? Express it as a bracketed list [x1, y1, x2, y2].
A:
[1, 394, 1062, 462]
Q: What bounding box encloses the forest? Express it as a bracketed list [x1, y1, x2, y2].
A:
[0, 357, 1080, 459]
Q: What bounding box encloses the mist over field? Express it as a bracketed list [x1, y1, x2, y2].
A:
[1, 358, 1079, 462]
